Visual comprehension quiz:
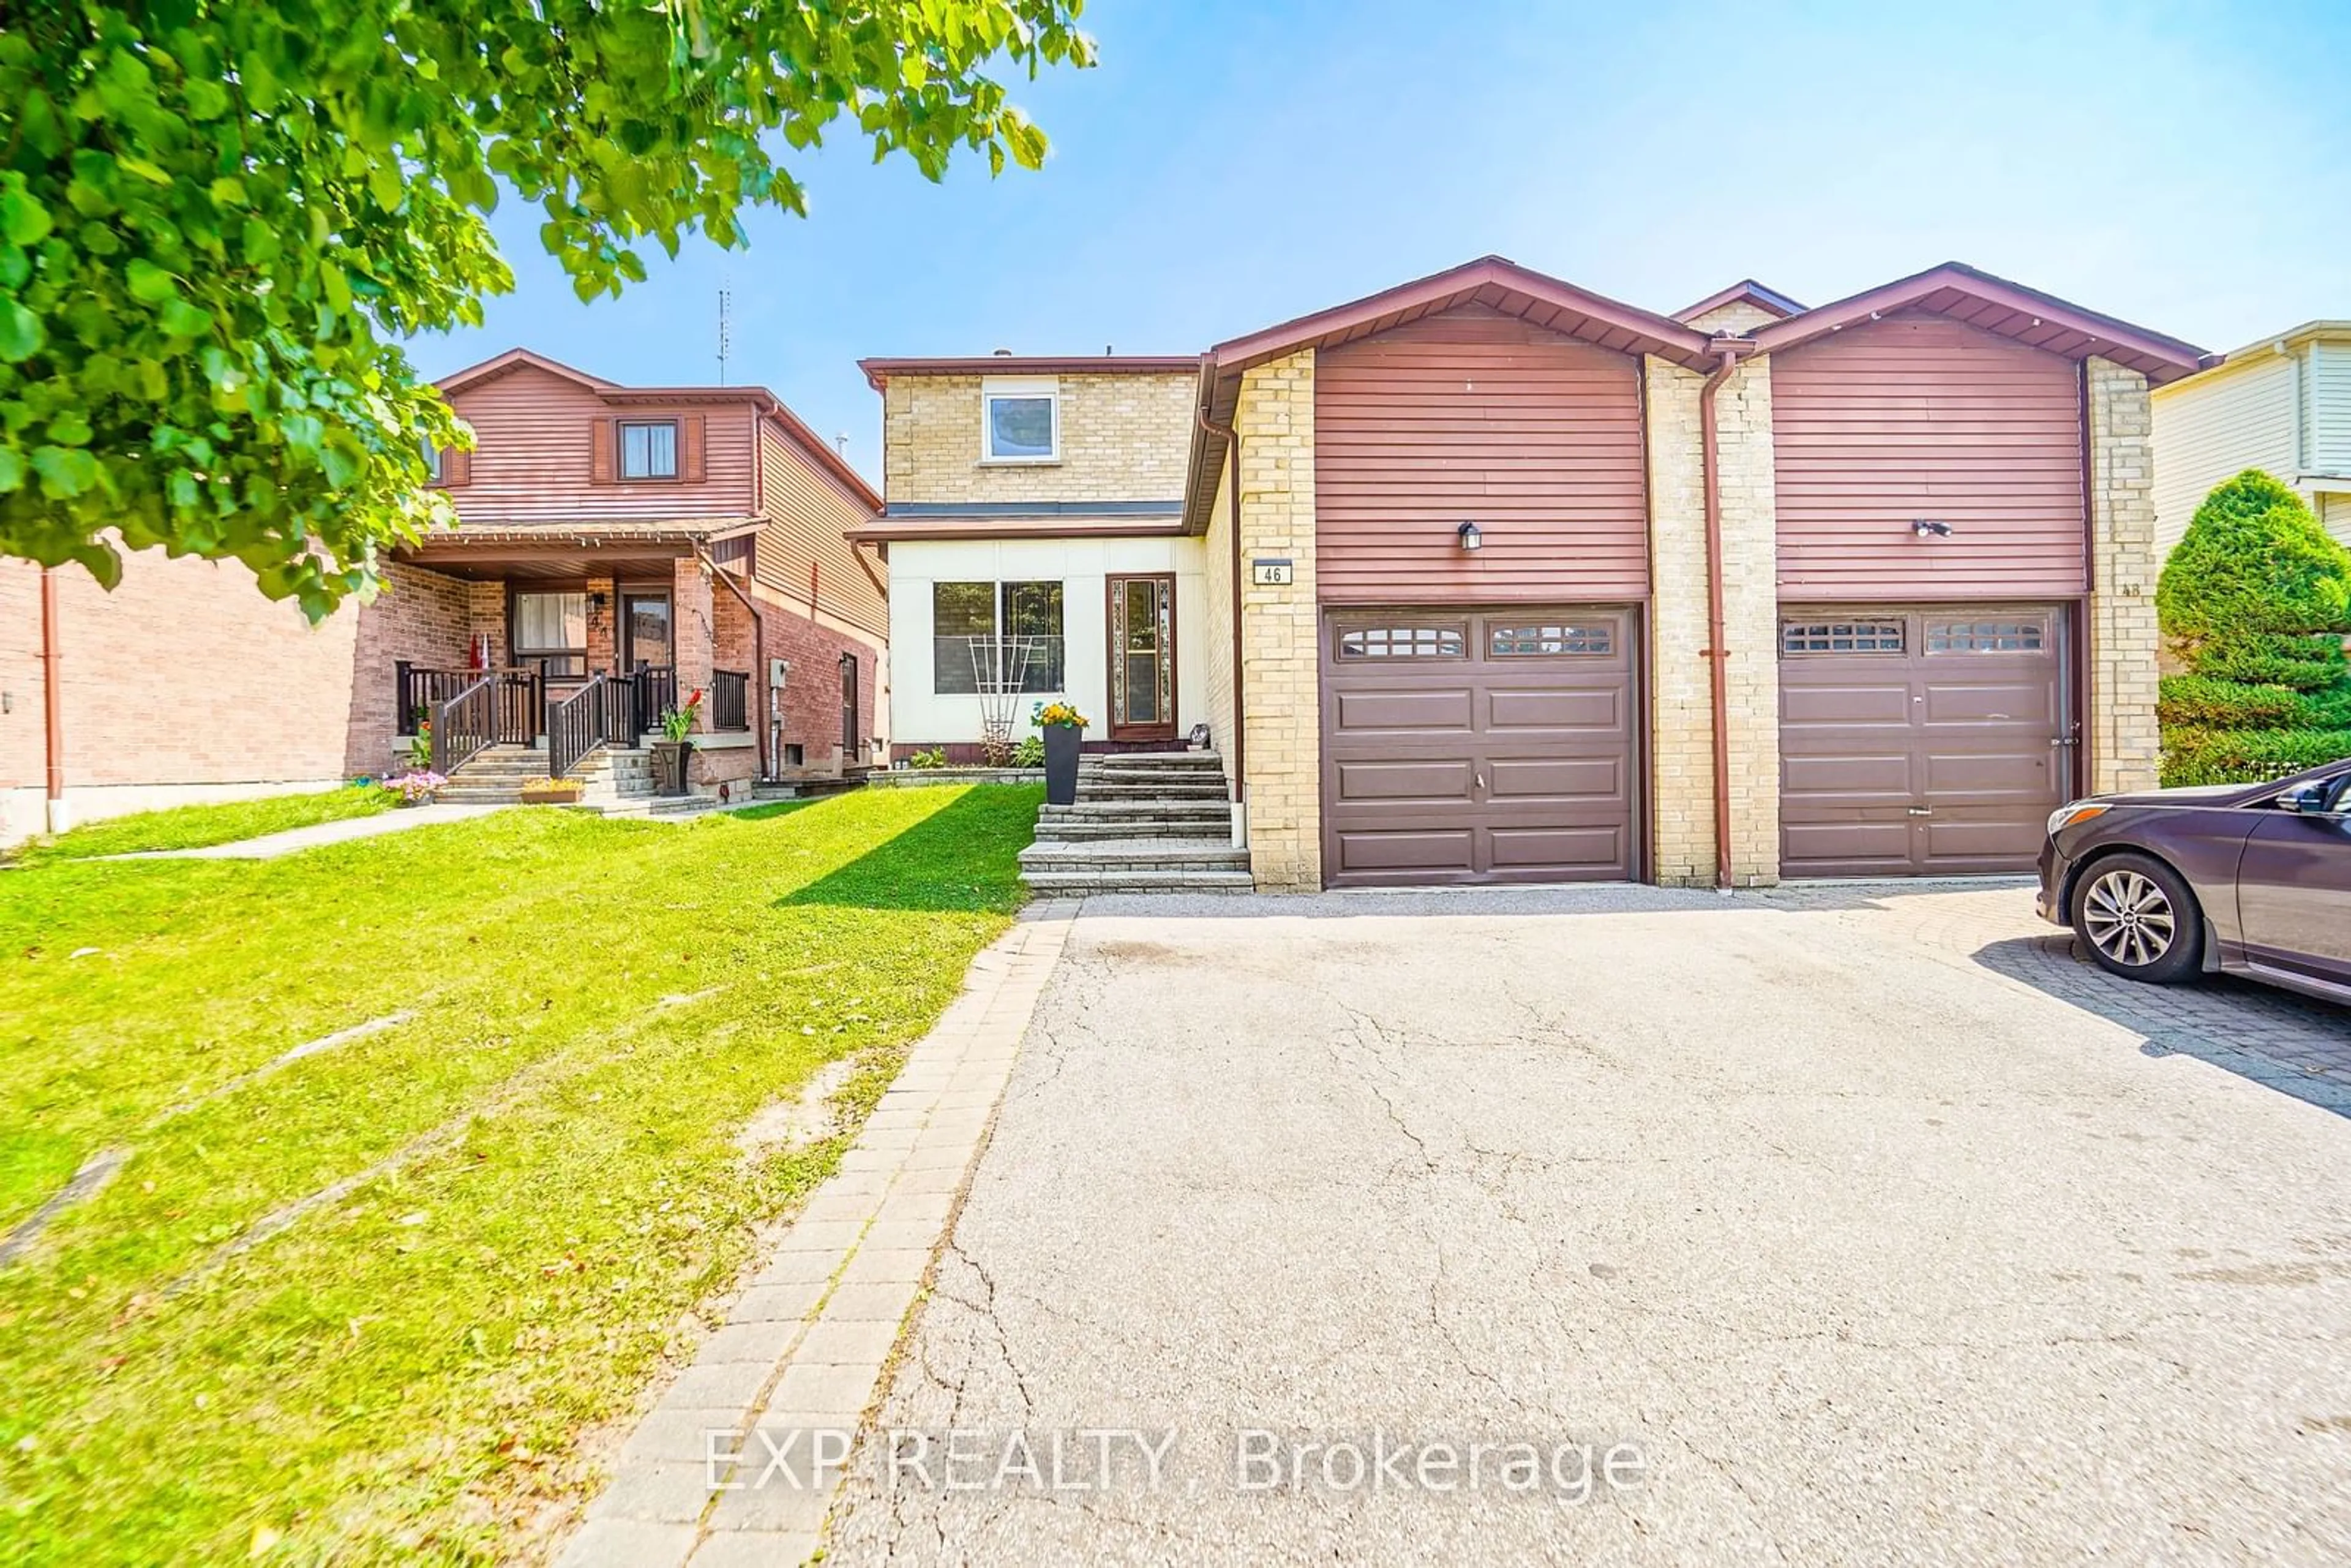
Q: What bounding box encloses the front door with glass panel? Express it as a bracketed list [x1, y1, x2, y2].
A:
[1107, 575, 1176, 742]
[621, 591, 673, 672]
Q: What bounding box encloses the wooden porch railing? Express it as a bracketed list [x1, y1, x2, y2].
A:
[397, 663, 541, 743]
[633, 666, 678, 736]
[711, 669, 749, 732]
[548, 674, 641, 779]
[430, 677, 498, 776]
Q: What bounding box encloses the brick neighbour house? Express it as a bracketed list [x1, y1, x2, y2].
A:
[869, 257, 2211, 890]
[369, 350, 885, 795]
[3, 351, 883, 844]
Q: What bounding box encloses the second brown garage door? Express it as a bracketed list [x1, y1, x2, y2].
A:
[1779, 607, 2071, 877]
[1320, 608, 1637, 887]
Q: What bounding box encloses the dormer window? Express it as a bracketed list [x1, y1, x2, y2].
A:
[981, 378, 1058, 463]
[619, 419, 679, 480]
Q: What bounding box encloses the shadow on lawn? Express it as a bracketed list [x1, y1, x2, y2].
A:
[774, 786, 1040, 913]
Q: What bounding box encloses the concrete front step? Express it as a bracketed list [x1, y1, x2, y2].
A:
[1076, 780, 1232, 799]
[1032, 819, 1238, 842]
[1020, 868, 1254, 895]
[1041, 797, 1231, 817]
[1019, 838, 1248, 873]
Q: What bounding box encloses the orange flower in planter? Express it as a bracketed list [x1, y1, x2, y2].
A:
[1032, 701, 1089, 729]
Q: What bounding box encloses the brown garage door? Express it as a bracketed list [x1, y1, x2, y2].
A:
[1321, 608, 1637, 887]
[1779, 608, 2071, 877]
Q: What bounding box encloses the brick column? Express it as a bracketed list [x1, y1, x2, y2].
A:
[671, 556, 716, 732]
[463, 581, 504, 666]
[2085, 357, 2162, 793]
[584, 575, 617, 675]
[1643, 355, 1781, 887]
[1234, 349, 1321, 890]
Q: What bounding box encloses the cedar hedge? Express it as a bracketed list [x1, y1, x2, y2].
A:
[2159, 727, 2351, 788]
[2155, 471, 2351, 786]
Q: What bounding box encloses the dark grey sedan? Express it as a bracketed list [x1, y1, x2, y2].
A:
[2037, 759, 2351, 1004]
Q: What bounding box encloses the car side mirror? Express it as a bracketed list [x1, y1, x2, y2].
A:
[2278, 781, 2342, 816]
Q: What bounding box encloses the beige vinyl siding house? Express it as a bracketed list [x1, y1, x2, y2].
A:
[2152, 321, 2351, 555]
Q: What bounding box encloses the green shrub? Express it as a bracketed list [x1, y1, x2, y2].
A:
[2156, 675, 2304, 729]
[2156, 471, 2351, 644]
[2154, 471, 2351, 782]
[2159, 727, 2351, 787]
[1011, 734, 1046, 768]
[2194, 632, 2347, 692]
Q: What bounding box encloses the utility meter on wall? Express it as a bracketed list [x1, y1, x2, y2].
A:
[768, 658, 790, 689]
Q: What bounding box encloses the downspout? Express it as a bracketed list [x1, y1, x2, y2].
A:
[694, 542, 770, 781]
[40, 567, 64, 833]
[1697, 345, 1747, 891]
[1196, 402, 1245, 812]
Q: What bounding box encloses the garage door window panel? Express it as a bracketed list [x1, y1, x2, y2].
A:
[1335, 623, 1467, 660]
[1489, 622, 1614, 657]
[1925, 620, 2047, 653]
[1782, 620, 1906, 655]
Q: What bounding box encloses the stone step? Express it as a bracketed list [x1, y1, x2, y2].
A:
[1019, 838, 1248, 873]
[1038, 801, 1231, 823]
[1031, 818, 1237, 842]
[1019, 868, 1255, 895]
[1077, 779, 1229, 799]
[1079, 754, 1223, 772]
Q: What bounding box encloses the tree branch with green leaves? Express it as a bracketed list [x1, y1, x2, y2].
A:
[0, 0, 1092, 617]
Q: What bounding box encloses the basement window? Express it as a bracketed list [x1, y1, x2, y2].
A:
[1781, 620, 1905, 655]
[1926, 620, 2046, 653]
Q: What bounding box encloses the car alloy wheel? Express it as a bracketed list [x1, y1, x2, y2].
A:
[2081, 866, 2177, 969]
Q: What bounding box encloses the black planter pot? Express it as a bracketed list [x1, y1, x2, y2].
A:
[1042, 724, 1081, 806]
[652, 739, 694, 797]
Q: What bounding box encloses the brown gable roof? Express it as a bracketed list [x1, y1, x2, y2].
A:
[1750, 261, 2214, 385]
[1672, 279, 1807, 323]
[434, 347, 879, 513]
[435, 347, 619, 396]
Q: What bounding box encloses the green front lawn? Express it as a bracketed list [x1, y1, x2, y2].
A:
[10, 785, 393, 864]
[0, 786, 1038, 1564]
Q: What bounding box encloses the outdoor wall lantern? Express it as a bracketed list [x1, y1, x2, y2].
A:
[1911, 518, 1955, 539]
[1457, 520, 1483, 552]
[588, 590, 608, 610]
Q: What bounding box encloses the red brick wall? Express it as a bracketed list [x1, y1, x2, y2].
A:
[345, 561, 472, 772]
[2, 549, 361, 792]
[752, 585, 880, 773]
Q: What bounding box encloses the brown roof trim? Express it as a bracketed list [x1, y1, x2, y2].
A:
[1671, 279, 1807, 323]
[410, 519, 763, 546]
[1207, 255, 1718, 373]
[436, 347, 619, 396]
[845, 516, 1188, 544]
[1750, 262, 2215, 384]
[858, 354, 1201, 391]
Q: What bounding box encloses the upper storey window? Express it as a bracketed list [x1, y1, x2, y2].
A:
[982, 378, 1058, 463]
[620, 419, 679, 480]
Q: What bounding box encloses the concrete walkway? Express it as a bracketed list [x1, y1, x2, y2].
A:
[555, 905, 1076, 1568]
[820, 884, 2351, 1566]
[102, 802, 508, 860]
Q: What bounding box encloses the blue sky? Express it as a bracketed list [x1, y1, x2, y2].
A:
[413, 0, 2351, 484]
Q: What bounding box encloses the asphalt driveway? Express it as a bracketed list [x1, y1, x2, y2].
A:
[828, 884, 2351, 1566]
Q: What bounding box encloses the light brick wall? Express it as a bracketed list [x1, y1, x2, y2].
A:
[1682, 301, 1782, 336]
[2085, 356, 2162, 793]
[881, 372, 1196, 503]
[1643, 355, 1781, 887]
[1233, 351, 1321, 890]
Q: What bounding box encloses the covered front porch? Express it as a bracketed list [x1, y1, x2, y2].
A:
[379, 523, 763, 792]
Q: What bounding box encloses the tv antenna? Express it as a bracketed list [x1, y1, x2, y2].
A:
[716, 275, 733, 385]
